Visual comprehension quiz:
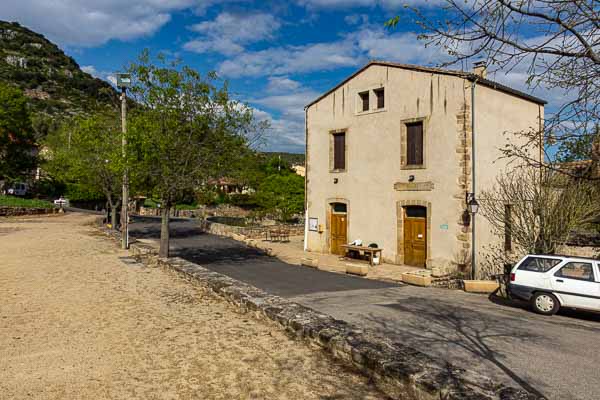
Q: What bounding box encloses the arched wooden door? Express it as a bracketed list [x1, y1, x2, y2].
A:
[403, 206, 427, 267]
[330, 203, 347, 255]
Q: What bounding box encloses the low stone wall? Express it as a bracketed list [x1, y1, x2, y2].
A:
[0, 206, 57, 217]
[95, 221, 538, 400]
[138, 204, 251, 219]
[556, 244, 598, 259]
[201, 218, 304, 240]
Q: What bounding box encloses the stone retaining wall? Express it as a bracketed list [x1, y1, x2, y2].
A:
[200, 218, 304, 240]
[0, 206, 58, 217]
[95, 220, 538, 400]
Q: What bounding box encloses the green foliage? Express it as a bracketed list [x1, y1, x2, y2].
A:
[0, 195, 53, 208]
[0, 21, 118, 118]
[127, 51, 263, 208]
[555, 130, 598, 162]
[255, 172, 304, 222]
[43, 110, 122, 208]
[0, 82, 36, 181]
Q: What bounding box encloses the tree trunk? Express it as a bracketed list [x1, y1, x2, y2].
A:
[111, 205, 118, 229]
[159, 205, 170, 258]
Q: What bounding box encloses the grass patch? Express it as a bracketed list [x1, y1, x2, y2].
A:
[0, 195, 54, 209]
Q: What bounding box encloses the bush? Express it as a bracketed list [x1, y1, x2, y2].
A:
[0, 195, 53, 208]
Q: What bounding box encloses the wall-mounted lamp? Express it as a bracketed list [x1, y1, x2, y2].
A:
[466, 192, 479, 214]
[408, 175, 415, 182]
[333, 178, 338, 184]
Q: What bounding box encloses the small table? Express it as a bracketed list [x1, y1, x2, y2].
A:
[340, 244, 383, 266]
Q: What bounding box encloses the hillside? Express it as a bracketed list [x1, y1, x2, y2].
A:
[0, 21, 117, 118]
[261, 152, 305, 166]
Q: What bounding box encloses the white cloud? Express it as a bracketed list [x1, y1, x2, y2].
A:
[81, 65, 97, 76]
[217, 25, 448, 78]
[218, 40, 359, 78]
[297, 0, 440, 9]
[266, 76, 302, 93]
[344, 14, 369, 25]
[184, 12, 280, 56]
[0, 0, 196, 46]
[254, 90, 318, 119]
[251, 106, 306, 153]
[81, 64, 118, 86]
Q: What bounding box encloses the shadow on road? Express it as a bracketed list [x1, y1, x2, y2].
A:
[367, 297, 546, 398]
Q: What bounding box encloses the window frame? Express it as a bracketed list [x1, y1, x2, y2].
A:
[374, 87, 385, 109]
[517, 256, 563, 273]
[400, 117, 427, 170]
[554, 261, 596, 282]
[358, 91, 369, 112]
[329, 129, 347, 173]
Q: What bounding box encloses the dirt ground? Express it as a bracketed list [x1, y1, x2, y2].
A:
[0, 213, 385, 400]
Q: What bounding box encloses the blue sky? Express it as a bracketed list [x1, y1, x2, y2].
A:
[0, 0, 556, 153]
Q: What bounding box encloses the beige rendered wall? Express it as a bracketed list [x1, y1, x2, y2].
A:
[472, 84, 543, 270]
[305, 64, 542, 270]
[305, 64, 471, 267]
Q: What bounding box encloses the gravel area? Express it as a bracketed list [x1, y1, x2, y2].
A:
[0, 213, 385, 399]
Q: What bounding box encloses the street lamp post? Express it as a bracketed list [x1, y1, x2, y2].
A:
[117, 73, 131, 250]
[466, 192, 480, 279]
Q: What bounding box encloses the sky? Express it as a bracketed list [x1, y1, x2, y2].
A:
[0, 0, 558, 153]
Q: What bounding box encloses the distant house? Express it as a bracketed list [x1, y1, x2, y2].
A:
[304, 61, 545, 273]
[292, 164, 306, 177]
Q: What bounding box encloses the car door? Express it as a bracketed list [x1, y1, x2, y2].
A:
[551, 261, 599, 310]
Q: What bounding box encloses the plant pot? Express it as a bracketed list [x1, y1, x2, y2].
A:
[463, 280, 499, 293]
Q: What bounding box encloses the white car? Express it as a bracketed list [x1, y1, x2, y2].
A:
[508, 255, 600, 315]
[7, 182, 28, 196]
[53, 197, 70, 207]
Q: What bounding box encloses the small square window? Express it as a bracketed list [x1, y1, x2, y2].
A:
[374, 88, 384, 109]
[358, 91, 369, 112]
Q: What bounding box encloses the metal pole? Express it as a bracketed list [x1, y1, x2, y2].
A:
[471, 80, 477, 280]
[121, 87, 129, 249]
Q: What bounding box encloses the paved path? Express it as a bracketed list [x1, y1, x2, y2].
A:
[129, 217, 600, 400]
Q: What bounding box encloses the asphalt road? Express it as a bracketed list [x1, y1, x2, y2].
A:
[129, 217, 600, 400]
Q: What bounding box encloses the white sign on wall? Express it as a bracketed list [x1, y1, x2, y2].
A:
[308, 217, 319, 232]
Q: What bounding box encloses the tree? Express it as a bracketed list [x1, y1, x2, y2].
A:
[478, 167, 600, 278]
[127, 51, 263, 257]
[255, 170, 304, 222]
[44, 111, 123, 227]
[386, 1, 599, 171]
[0, 83, 37, 184]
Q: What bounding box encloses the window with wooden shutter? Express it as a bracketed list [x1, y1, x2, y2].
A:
[358, 91, 369, 112]
[406, 122, 423, 165]
[374, 88, 384, 109]
[333, 132, 346, 170]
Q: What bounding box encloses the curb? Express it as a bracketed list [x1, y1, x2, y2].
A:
[96, 222, 540, 400]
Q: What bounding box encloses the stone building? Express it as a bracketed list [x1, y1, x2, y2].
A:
[303, 61, 545, 273]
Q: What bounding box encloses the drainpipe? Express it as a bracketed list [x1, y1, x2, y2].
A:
[303, 106, 309, 252]
[471, 79, 477, 279]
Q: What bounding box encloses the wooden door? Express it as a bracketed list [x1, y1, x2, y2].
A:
[330, 213, 347, 255]
[404, 217, 426, 267]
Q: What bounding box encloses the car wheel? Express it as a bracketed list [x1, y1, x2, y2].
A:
[531, 292, 560, 315]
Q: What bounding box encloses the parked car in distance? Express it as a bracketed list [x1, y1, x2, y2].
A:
[6, 182, 29, 196]
[53, 197, 70, 207]
[508, 254, 600, 315]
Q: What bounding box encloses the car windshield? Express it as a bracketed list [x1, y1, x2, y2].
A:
[518, 256, 562, 272]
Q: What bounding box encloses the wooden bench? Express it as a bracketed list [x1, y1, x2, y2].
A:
[340, 244, 383, 266]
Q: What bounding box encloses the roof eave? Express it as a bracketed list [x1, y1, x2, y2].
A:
[305, 60, 547, 109]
